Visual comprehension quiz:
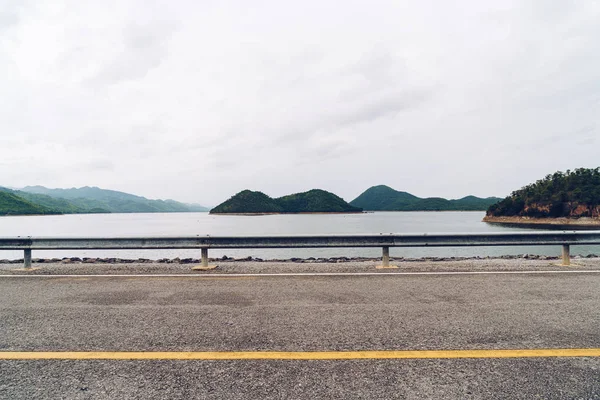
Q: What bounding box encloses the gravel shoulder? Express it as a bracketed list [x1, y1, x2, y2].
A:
[1, 256, 599, 275]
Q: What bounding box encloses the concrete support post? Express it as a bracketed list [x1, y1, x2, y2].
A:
[562, 244, 570, 266]
[201, 248, 209, 268]
[193, 247, 216, 271]
[24, 249, 32, 269]
[382, 246, 390, 268]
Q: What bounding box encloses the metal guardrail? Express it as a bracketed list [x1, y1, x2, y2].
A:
[1, 231, 600, 268]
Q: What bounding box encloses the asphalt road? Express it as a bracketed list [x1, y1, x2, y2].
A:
[1, 268, 599, 399]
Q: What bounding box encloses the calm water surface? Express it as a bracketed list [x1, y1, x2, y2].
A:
[0, 212, 596, 260]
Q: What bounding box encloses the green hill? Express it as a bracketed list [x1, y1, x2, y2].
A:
[350, 185, 420, 210]
[278, 189, 363, 213]
[210, 189, 362, 214]
[486, 168, 600, 219]
[13, 190, 107, 214]
[21, 186, 209, 213]
[350, 185, 500, 211]
[0, 190, 58, 216]
[210, 190, 284, 213]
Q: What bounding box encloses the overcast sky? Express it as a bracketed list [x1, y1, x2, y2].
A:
[1, 0, 599, 206]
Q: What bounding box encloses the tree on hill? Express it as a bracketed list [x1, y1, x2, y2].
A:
[486, 168, 600, 218]
[277, 189, 362, 213]
[0, 191, 58, 216]
[210, 190, 284, 213]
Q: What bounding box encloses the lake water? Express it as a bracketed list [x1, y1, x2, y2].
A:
[0, 212, 597, 260]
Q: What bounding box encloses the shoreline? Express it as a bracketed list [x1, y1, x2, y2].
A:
[209, 211, 364, 215]
[208, 210, 490, 215]
[483, 215, 600, 228]
[2, 257, 600, 277]
[1, 253, 598, 265]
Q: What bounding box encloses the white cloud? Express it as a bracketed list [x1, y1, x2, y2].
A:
[0, 0, 599, 205]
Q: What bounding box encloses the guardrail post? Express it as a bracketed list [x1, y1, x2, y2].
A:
[192, 247, 216, 271]
[377, 246, 397, 269]
[24, 249, 32, 269]
[201, 248, 208, 268]
[561, 244, 570, 266]
[382, 246, 390, 268]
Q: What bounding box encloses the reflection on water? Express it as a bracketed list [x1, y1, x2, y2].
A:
[0, 211, 597, 260]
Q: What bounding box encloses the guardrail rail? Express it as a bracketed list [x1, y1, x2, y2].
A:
[2, 231, 600, 269]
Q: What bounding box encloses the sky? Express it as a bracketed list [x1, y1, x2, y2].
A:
[1, 0, 599, 207]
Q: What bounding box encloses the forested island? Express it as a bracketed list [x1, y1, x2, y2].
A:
[350, 185, 501, 211]
[484, 168, 600, 227]
[0, 186, 208, 216]
[210, 189, 362, 214]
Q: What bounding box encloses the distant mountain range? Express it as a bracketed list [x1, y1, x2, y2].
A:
[0, 183, 501, 217]
[350, 185, 501, 211]
[210, 189, 362, 214]
[0, 185, 208, 216]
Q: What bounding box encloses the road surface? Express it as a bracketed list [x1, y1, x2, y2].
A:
[1, 260, 599, 399]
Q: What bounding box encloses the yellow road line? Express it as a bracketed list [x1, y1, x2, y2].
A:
[1, 349, 600, 360]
